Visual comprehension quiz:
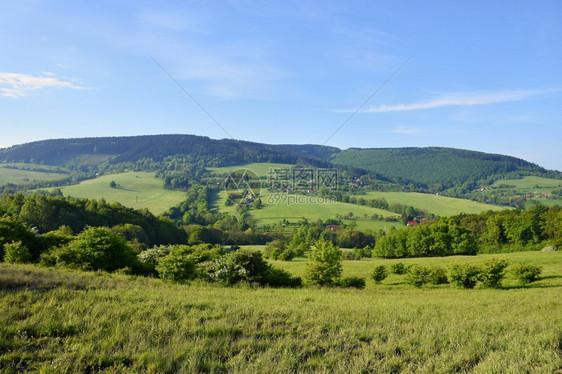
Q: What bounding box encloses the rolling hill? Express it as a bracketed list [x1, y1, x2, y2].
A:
[1, 135, 560, 196]
[329, 147, 560, 189]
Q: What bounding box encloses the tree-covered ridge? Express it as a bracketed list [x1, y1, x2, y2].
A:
[1, 135, 560, 195]
[0, 134, 331, 169]
[330, 147, 560, 191]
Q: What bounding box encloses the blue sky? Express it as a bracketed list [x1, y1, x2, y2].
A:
[1, 0, 561, 170]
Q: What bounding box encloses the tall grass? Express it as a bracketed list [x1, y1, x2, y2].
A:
[0, 251, 561, 373]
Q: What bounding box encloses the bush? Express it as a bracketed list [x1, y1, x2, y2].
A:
[46, 227, 138, 272]
[449, 264, 481, 289]
[390, 262, 407, 275]
[3, 241, 32, 264]
[156, 247, 197, 282]
[138, 245, 172, 274]
[371, 265, 388, 284]
[264, 267, 302, 288]
[264, 239, 295, 261]
[405, 265, 431, 287]
[512, 263, 542, 285]
[305, 240, 342, 286]
[429, 267, 449, 285]
[0, 216, 43, 261]
[337, 276, 366, 289]
[479, 258, 509, 288]
[206, 249, 271, 285]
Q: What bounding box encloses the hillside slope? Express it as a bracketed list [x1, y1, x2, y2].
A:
[330, 147, 560, 189]
[1, 135, 559, 192]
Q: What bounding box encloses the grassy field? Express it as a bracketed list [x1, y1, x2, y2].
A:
[208, 163, 296, 178]
[48, 172, 186, 215]
[213, 190, 401, 230]
[0, 163, 68, 186]
[1, 250, 561, 373]
[364, 191, 504, 217]
[491, 176, 562, 208]
[492, 176, 562, 190]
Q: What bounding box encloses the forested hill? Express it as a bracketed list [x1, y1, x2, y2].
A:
[0, 135, 331, 168]
[1, 135, 559, 191]
[329, 147, 561, 190]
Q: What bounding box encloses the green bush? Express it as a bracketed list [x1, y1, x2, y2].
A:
[264, 239, 295, 261]
[305, 240, 342, 286]
[390, 262, 407, 275]
[405, 265, 431, 287]
[138, 245, 172, 274]
[207, 249, 271, 285]
[0, 216, 43, 261]
[337, 276, 366, 289]
[371, 265, 388, 284]
[429, 267, 449, 285]
[512, 263, 542, 285]
[45, 227, 138, 272]
[479, 258, 509, 288]
[449, 264, 481, 289]
[3, 241, 32, 264]
[156, 247, 197, 282]
[263, 267, 302, 288]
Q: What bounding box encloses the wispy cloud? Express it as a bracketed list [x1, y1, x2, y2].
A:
[0, 72, 84, 98]
[337, 89, 559, 113]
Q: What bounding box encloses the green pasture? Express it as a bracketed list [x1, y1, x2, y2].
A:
[0, 163, 68, 185]
[48, 172, 186, 215]
[363, 191, 504, 217]
[208, 162, 296, 178]
[1, 250, 561, 372]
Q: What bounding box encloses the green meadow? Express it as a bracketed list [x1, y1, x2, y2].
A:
[364, 191, 505, 217]
[491, 176, 562, 207]
[0, 164, 68, 186]
[213, 190, 401, 229]
[1, 250, 561, 373]
[208, 163, 296, 177]
[48, 172, 186, 215]
[492, 176, 562, 190]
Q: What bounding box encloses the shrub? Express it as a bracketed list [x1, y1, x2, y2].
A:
[264, 239, 295, 261]
[207, 249, 271, 285]
[429, 267, 449, 285]
[156, 247, 197, 282]
[263, 267, 302, 288]
[337, 276, 366, 289]
[512, 263, 542, 285]
[449, 264, 481, 289]
[0, 216, 43, 261]
[138, 245, 172, 274]
[405, 265, 431, 287]
[46, 227, 138, 272]
[479, 258, 509, 288]
[3, 241, 32, 264]
[390, 262, 407, 275]
[305, 240, 342, 286]
[371, 265, 388, 284]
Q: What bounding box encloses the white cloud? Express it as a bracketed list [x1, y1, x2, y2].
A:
[338, 89, 559, 113]
[0, 72, 84, 98]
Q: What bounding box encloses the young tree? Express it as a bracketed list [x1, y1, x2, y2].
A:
[305, 240, 342, 286]
[371, 265, 388, 284]
[3, 241, 32, 264]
